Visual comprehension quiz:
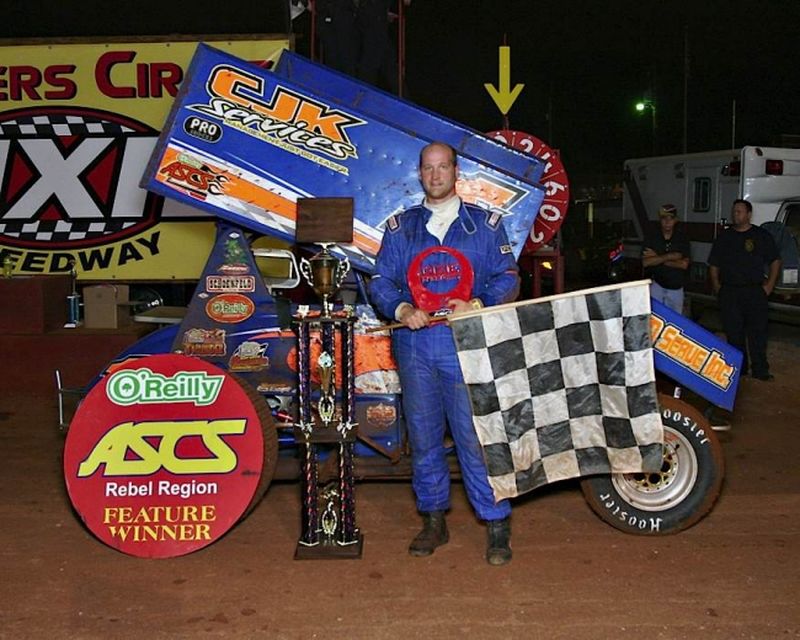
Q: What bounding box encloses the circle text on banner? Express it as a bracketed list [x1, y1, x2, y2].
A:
[486, 130, 570, 253]
[407, 246, 474, 313]
[63, 354, 264, 558]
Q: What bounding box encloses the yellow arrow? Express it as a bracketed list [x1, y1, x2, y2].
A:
[484, 46, 525, 115]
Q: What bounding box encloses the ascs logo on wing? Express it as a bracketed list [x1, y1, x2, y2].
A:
[0, 106, 161, 251]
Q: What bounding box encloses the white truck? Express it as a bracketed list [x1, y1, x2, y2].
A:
[622, 146, 800, 297]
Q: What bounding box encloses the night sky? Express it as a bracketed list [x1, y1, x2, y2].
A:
[4, 0, 798, 191]
[403, 0, 800, 189]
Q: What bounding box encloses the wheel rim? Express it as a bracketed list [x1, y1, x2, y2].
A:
[610, 425, 699, 512]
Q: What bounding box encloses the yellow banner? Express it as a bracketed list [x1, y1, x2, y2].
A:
[0, 38, 289, 280]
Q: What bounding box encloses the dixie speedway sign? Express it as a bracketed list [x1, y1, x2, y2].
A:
[0, 38, 287, 280]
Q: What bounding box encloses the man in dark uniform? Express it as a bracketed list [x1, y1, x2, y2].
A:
[709, 199, 781, 380]
[642, 203, 690, 314]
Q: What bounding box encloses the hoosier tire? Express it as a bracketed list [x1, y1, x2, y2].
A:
[232, 376, 279, 518]
[580, 394, 724, 535]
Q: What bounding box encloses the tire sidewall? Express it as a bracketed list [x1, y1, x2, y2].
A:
[581, 397, 724, 535]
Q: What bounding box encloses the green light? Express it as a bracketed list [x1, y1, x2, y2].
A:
[635, 102, 646, 112]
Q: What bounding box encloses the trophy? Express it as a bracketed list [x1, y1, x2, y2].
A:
[292, 197, 362, 559]
[296, 197, 354, 317]
[300, 245, 351, 317]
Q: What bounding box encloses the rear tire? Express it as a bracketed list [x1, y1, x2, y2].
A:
[580, 394, 724, 535]
[231, 376, 279, 518]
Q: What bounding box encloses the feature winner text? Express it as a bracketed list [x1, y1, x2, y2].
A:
[0, 232, 160, 274]
[103, 504, 217, 543]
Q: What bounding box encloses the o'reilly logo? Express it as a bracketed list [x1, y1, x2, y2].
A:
[106, 368, 224, 406]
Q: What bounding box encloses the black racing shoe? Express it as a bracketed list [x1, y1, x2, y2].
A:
[408, 511, 449, 557]
[753, 373, 774, 381]
[486, 517, 512, 566]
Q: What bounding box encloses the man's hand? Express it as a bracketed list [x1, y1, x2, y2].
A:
[397, 304, 430, 330]
[764, 259, 781, 298]
[447, 298, 473, 314]
[642, 248, 657, 258]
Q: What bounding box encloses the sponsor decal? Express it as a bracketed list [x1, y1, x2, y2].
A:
[78, 419, 246, 478]
[456, 171, 526, 215]
[158, 153, 229, 201]
[218, 236, 250, 275]
[229, 341, 269, 372]
[182, 327, 226, 357]
[650, 314, 734, 390]
[407, 246, 474, 313]
[205, 293, 255, 323]
[62, 354, 264, 557]
[106, 367, 225, 406]
[188, 64, 365, 175]
[205, 274, 256, 292]
[183, 116, 222, 143]
[366, 403, 397, 429]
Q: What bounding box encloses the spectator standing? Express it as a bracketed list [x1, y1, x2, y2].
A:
[642, 204, 690, 314]
[708, 199, 781, 380]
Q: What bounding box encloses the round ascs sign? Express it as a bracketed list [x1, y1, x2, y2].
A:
[63, 354, 264, 558]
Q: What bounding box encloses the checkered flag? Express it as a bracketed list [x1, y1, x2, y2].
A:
[449, 280, 664, 501]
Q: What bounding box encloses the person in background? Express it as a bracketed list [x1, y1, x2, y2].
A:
[370, 142, 519, 565]
[316, 0, 409, 91]
[709, 199, 781, 381]
[642, 204, 690, 314]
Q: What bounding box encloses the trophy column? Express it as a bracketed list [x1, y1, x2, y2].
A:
[293, 312, 362, 559]
[292, 196, 361, 559]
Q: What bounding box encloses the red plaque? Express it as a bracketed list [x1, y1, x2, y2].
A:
[407, 246, 474, 313]
[63, 354, 264, 558]
[486, 130, 570, 252]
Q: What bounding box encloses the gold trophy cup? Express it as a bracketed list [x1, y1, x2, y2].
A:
[300, 244, 351, 317]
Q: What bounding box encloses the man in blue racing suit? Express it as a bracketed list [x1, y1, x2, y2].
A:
[370, 142, 520, 565]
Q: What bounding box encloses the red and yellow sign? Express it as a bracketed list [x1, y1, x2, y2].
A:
[0, 38, 288, 280]
[63, 354, 264, 557]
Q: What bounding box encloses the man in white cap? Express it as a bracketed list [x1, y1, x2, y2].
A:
[642, 203, 690, 313]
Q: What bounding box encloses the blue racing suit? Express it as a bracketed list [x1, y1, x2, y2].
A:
[370, 200, 519, 520]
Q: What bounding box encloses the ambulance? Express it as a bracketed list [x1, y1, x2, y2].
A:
[622, 146, 800, 297]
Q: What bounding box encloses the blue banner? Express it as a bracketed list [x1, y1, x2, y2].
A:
[142, 45, 545, 275]
[650, 299, 743, 410]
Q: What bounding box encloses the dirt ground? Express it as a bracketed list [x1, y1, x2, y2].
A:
[2, 325, 799, 640]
